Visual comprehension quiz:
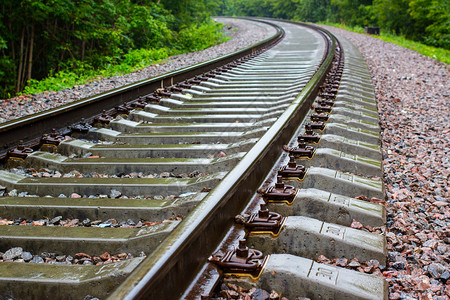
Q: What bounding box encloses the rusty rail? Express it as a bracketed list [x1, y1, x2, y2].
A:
[0, 19, 284, 160]
[110, 20, 337, 300]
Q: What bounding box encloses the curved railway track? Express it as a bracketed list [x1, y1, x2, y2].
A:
[0, 18, 387, 299]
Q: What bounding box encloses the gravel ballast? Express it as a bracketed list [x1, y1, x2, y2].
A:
[0, 18, 275, 124]
[0, 17, 448, 299]
[321, 26, 449, 300]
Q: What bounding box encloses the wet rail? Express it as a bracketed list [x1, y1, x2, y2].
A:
[0, 18, 387, 300]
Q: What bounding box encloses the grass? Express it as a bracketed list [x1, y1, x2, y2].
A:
[319, 22, 450, 65]
[21, 48, 172, 96]
[19, 22, 230, 96]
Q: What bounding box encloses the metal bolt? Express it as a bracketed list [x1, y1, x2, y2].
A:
[17, 140, 24, 150]
[236, 239, 249, 258]
[288, 154, 297, 168]
[298, 138, 306, 148]
[305, 123, 313, 134]
[258, 203, 269, 219]
[275, 175, 284, 189]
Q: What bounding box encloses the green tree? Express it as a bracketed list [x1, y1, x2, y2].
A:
[373, 0, 414, 35]
[330, 0, 374, 26]
[297, 0, 332, 22]
[217, 0, 449, 49]
[409, 0, 449, 48]
[0, 0, 227, 98]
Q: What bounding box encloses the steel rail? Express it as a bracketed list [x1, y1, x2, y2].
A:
[110, 20, 337, 300]
[0, 19, 284, 158]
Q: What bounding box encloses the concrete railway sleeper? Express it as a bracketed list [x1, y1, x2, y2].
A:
[198, 30, 387, 300]
[0, 18, 388, 300]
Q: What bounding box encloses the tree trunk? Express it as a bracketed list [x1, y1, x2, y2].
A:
[16, 26, 25, 93]
[26, 21, 35, 83]
[20, 29, 29, 91]
[57, 50, 65, 73]
[81, 39, 86, 62]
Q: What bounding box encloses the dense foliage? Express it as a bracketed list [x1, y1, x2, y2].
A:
[219, 0, 449, 50]
[0, 0, 225, 98]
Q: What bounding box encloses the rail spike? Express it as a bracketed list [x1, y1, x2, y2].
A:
[278, 154, 306, 178]
[7, 140, 33, 160]
[261, 175, 297, 203]
[235, 203, 285, 235]
[283, 139, 315, 158]
[208, 239, 265, 277]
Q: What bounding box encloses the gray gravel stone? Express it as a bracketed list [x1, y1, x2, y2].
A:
[427, 264, 441, 279]
[109, 189, 122, 199]
[348, 260, 361, 268]
[21, 252, 33, 262]
[50, 216, 62, 225]
[56, 255, 66, 262]
[7, 189, 18, 197]
[440, 270, 450, 280]
[3, 247, 23, 260]
[30, 256, 45, 264]
[251, 289, 270, 300]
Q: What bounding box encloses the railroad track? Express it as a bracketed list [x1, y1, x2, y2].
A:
[0, 18, 387, 299]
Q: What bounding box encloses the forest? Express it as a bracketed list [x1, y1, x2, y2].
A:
[219, 0, 449, 50]
[0, 0, 224, 98]
[0, 0, 448, 98]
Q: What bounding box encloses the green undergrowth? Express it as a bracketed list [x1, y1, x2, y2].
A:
[21, 48, 172, 95]
[20, 22, 230, 96]
[320, 23, 450, 65]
